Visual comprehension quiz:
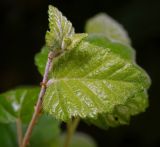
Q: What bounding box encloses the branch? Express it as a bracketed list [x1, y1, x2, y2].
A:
[22, 51, 55, 147]
[16, 118, 23, 147]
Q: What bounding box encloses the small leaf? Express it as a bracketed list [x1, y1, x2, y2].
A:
[35, 34, 88, 76]
[67, 33, 88, 50]
[85, 13, 131, 45]
[35, 46, 49, 75]
[30, 115, 60, 147]
[35, 34, 134, 77]
[0, 87, 39, 123]
[43, 41, 150, 122]
[52, 132, 97, 147]
[86, 34, 135, 61]
[46, 5, 75, 51]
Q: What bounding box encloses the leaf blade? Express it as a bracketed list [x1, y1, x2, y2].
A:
[46, 5, 75, 51]
[43, 41, 150, 124]
[0, 87, 40, 124]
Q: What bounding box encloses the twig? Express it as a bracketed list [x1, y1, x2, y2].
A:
[64, 117, 80, 147]
[22, 51, 55, 147]
[16, 118, 23, 147]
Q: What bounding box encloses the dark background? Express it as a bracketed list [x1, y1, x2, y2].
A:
[0, 0, 160, 147]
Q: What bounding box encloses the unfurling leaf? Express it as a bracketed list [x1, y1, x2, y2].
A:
[42, 41, 150, 124]
[35, 34, 88, 76]
[67, 33, 88, 50]
[0, 87, 39, 123]
[46, 5, 75, 51]
[85, 13, 131, 45]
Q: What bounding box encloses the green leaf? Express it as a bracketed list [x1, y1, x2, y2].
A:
[35, 46, 49, 75]
[30, 115, 60, 147]
[86, 90, 149, 129]
[0, 115, 60, 147]
[67, 33, 88, 50]
[85, 13, 131, 45]
[0, 123, 17, 147]
[86, 34, 135, 61]
[35, 34, 88, 76]
[0, 87, 40, 123]
[43, 41, 150, 123]
[52, 132, 97, 147]
[46, 5, 75, 51]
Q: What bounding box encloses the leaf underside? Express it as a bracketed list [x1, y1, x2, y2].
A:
[85, 13, 131, 45]
[42, 41, 150, 124]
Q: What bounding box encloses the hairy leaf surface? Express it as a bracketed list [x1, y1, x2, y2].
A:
[0, 87, 39, 123]
[43, 41, 150, 122]
[85, 13, 131, 45]
[46, 5, 75, 51]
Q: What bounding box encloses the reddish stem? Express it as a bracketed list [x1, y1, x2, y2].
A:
[22, 51, 54, 147]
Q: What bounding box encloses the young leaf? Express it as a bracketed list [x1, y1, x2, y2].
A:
[42, 41, 150, 122]
[85, 13, 131, 45]
[52, 132, 97, 147]
[0, 87, 40, 124]
[46, 5, 75, 51]
[35, 33, 88, 76]
[86, 34, 135, 61]
[46, 5, 88, 52]
[67, 33, 88, 50]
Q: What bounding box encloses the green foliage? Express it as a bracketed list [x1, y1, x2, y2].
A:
[0, 87, 40, 124]
[35, 46, 50, 75]
[30, 115, 60, 147]
[46, 5, 74, 51]
[0, 115, 60, 147]
[0, 4, 151, 147]
[52, 132, 97, 147]
[0, 123, 17, 147]
[46, 5, 87, 52]
[42, 41, 150, 124]
[85, 13, 131, 45]
[86, 91, 149, 128]
[86, 34, 135, 61]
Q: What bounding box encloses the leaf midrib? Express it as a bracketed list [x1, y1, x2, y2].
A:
[50, 78, 144, 86]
